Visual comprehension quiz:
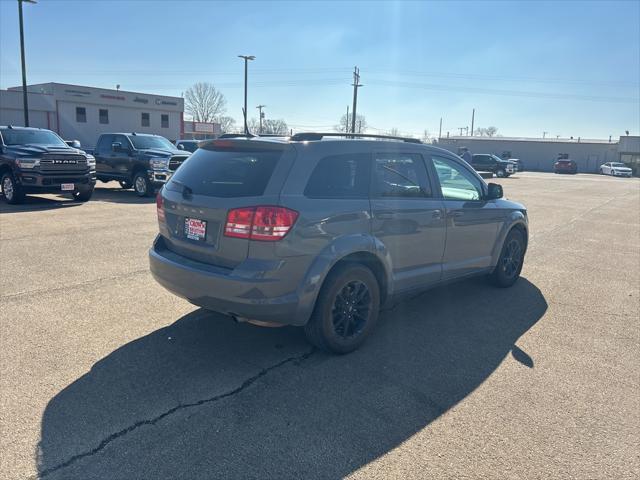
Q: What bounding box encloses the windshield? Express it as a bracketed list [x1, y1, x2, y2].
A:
[611, 163, 626, 167]
[129, 135, 174, 150]
[0, 129, 67, 147]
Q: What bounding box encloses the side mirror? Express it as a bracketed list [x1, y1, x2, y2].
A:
[487, 183, 503, 200]
[111, 142, 123, 152]
[177, 144, 185, 150]
[67, 140, 81, 149]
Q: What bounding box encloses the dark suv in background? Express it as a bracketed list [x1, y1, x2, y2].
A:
[91, 133, 190, 196]
[150, 133, 528, 353]
[0, 126, 96, 204]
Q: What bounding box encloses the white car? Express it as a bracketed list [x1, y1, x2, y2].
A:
[600, 162, 633, 177]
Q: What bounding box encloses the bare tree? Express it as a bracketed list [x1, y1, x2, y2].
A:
[474, 126, 498, 137]
[247, 118, 289, 135]
[421, 129, 432, 143]
[389, 127, 400, 136]
[335, 113, 367, 134]
[217, 116, 236, 133]
[184, 82, 227, 123]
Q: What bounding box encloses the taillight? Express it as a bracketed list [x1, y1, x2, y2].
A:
[156, 191, 165, 223]
[224, 206, 298, 241]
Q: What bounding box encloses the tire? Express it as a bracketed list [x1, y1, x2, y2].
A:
[490, 229, 525, 288]
[304, 264, 381, 354]
[133, 171, 153, 197]
[1, 172, 25, 205]
[119, 180, 132, 189]
[495, 169, 506, 178]
[73, 185, 94, 202]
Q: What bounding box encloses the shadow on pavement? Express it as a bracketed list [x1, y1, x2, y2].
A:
[91, 185, 156, 205]
[0, 194, 82, 214]
[38, 277, 546, 479]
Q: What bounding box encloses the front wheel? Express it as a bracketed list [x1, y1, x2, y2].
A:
[304, 264, 380, 354]
[73, 185, 94, 202]
[495, 169, 506, 178]
[1, 172, 25, 204]
[133, 172, 153, 197]
[490, 229, 525, 288]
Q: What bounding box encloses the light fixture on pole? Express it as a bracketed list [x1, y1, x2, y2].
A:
[238, 55, 255, 134]
[18, 0, 37, 127]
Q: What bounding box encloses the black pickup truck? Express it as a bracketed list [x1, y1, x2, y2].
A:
[90, 133, 190, 197]
[0, 126, 96, 204]
[470, 154, 516, 178]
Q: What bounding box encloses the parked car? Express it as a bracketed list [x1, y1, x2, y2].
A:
[91, 133, 190, 196]
[150, 133, 528, 353]
[600, 162, 632, 177]
[470, 154, 515, 177]
[175, 139, 200, 153]
[554, 157, 577, 174]
[0, 126, 96, 204]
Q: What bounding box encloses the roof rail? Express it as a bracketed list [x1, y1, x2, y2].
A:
[257, 133, 290, 137]
[289, 132, 422, 144]
[218, 133, 256, 139]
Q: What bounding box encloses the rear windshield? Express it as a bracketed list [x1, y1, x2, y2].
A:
[166, 148, 281, 197]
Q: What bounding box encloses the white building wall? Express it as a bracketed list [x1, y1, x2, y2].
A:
[6, 83, 183, 148]
[0, 89, 57, 131]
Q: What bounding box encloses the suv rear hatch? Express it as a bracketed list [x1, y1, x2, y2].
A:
[158, 139, 294, 269]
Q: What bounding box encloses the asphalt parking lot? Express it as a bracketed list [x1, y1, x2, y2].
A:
[1, 172, 638, 480]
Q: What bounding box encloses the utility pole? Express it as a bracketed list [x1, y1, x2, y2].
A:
[256, 104, 265, 134]
[238, 55, 255, 134]
[438, 117, 442, 139]
[18, 0, 37, 127]
[458, 127, 466, 136]
[350, 66, 363, 134]
[345, 105, 349, 133]
[470, 108, 475, 137]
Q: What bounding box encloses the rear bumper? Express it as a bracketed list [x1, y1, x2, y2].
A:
[17, 170, 96, 192]
[149, 235, 308, 326]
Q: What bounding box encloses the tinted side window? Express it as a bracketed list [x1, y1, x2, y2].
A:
[373, 153, 431, 198]
[432, 156, 483, 201]
[161, 114, 169, 128]
[96, 134, 113, 153]
[76, 107, 86, 123]
[114, 135, 131, 151]
[141, 112, 150, 127]
[304, 154, 370, 198]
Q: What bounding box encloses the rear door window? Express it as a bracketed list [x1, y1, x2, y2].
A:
[304, 153, 371, 198]
[167, 148, 282, 197]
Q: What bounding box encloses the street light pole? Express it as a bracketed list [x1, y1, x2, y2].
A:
[238, 55, 255, 134]
[18, 0, 36, 127]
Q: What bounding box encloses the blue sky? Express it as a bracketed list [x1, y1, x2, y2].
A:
[1, 0, 638, 138]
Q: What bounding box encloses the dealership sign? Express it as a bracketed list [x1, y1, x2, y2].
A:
[194, 123, 215, 133]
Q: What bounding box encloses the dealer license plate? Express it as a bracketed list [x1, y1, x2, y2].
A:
[184, 218, 207, 242]
[61, 183, 75, 191]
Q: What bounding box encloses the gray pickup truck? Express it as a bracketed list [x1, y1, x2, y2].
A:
[91, 132, 190, 196]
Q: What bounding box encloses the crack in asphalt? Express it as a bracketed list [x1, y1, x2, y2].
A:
[38, 347, 316, 478]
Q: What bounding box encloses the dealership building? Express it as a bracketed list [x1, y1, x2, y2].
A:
[0, 82, 220, 148]
[436, 135, 639, 174]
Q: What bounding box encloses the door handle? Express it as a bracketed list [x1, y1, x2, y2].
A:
[448, 211, 464, 218]
[376, 213, 395, 220]
[432, 210, 442, 219]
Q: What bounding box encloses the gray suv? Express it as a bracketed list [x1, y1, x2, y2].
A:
[150, 133, 528, 353]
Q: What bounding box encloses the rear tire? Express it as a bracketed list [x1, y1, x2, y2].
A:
[490, 229, 525, 288]
[73, 185, 94, 202]
[133, 171, 153, 197]
[1, 172, 25, 205]
[304, 264, 380, 354]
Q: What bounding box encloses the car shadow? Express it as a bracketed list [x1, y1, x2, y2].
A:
[91, 185, 156, 205]
[0, 194, 83, 214]
[37, 277, 546, 479]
